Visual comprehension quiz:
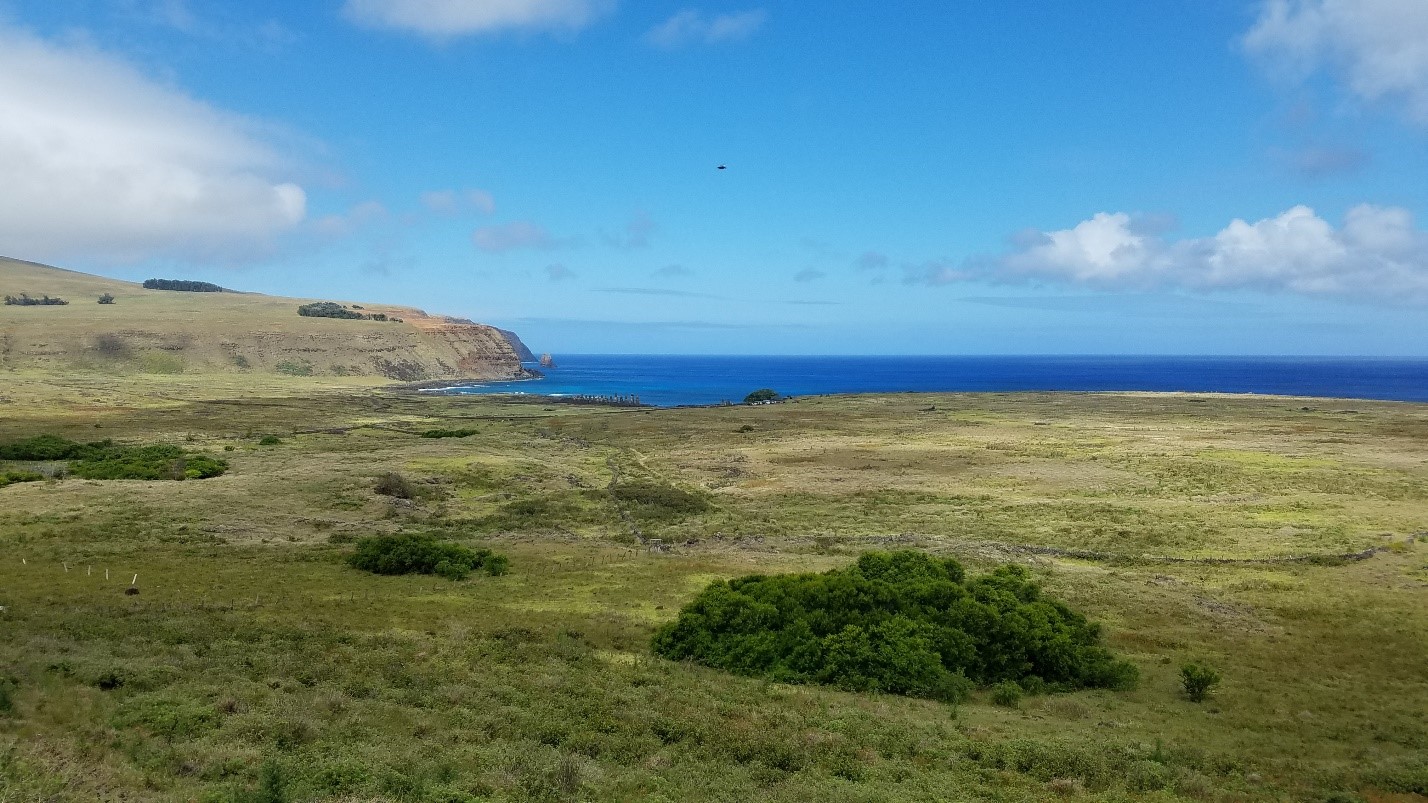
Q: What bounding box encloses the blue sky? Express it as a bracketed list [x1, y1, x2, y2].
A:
[2, 1, 1427, 355]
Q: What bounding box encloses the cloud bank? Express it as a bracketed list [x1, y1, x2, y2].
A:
[472, 221, 557, 252]
[344, 0, 611, 38]
[1245, 0, 1428, 123]
[917, 205, 1428, 301]
[645, 9, 766, 49]
[0, 25, 306, 264]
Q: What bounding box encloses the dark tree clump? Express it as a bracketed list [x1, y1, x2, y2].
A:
[98, 293, 116, 304]
[743, 388, 780, 404]
[0, 435, 226, 480]
[3, 294, 68, 306]
[419, 428, 479, 439]
[348, 533, 507, 580]
[142, 279, 225, 292]
[652, 550, 1138, 703]
[297, 301, 365, 319]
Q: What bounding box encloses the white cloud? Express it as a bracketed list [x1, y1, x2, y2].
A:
[1245, 0, 1428, 123]
[604, 211, 656, 249]
[313, 201, 389, 238]
[945, 204, 1428, 301]
[0, 24, 306, 264]
[421, 188, 496, 214]
[472, 220, 556, 252]
[467, 189, 496, 214]
[645, 9, 766, 49]
[343, 0, 611, 38]
[545, 263, 576, 281]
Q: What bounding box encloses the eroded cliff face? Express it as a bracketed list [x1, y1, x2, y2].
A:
[0, 258, 532, 381]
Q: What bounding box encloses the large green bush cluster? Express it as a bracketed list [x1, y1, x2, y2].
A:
[0, 435, 226, 480]
[349, 534, 508, 580]
[142, 278, 224, 292]
[3, 293, 68, 306]
[652, 550, 1137, 703]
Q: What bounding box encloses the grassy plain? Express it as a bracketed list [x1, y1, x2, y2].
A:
[1, 376, 1426, 802]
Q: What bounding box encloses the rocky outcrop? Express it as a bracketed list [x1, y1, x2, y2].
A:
[494, 327, 538, 362]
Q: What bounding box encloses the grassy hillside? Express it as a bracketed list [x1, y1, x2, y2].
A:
[1, 381, 1425, 801]
[0, 257, 527, 381]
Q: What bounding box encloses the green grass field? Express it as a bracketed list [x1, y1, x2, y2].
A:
[1, 377, 1426, 801]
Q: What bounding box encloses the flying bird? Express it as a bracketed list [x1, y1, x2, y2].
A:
[717, 164, 727, 170]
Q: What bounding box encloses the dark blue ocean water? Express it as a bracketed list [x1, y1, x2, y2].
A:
[432, 355, 1428, 407]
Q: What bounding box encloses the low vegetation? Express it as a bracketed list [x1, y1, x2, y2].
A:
[653, 551, 1137, 703]
[97, 293, 115, 305]
[1179, 662, 1221, 702]
[0, 387, 1424, 801]
[297, 301, 402, 322]
[142, 278, 225, 292]
[0, 435, 227, 480]
[0, 469, 45, 489]
[743, 388, 780, 404]
[609, 481, 711, 522]
[3, 294, 67, 306]
[348, 533, 508, 580]
[419, 428, 479, 438]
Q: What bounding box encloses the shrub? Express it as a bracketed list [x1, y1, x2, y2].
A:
[0, 434, 97, 460]
[348, 534, 506, 580]
[374, 472, 416, 499]
[420, 428, 479, 439]
[0, 435, 226, 481]
[652, 550, 1138, 703]
[3, 293, 68, 306]
[743, 388, 780, 404]
[258, 435, 283, 446]
[275, 360, 313, 376]
[609, 482, 711, 522]
[484, 554, 510, 576]
[0, 676, 15, 715]
[297, 302, 364, 319]
[0, 469, 46, 489]
[98, 293, 115, 304]
[1180, 663, 1221, 702]
[142, 278, 224, 292]
[991, 680, 1024, 707]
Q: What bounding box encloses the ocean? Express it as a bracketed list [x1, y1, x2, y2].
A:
[432, 355, 1428, 407]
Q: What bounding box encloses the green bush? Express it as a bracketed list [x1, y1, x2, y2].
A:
[0, 434, 99, 460]
[991, 680, 1024, 707]
[743, 388, 780, 404]
[652, 550, 1138, 703]
[297, 301, 363, 319]
[98, 293, 115, 304]
[0, 676, 16, 715]
[275, 360, 313, 376]
[348, 534, 507, 580]
[0, 435, 226, 481]
[258, 435, 283, 446]
[1180, 662, 1221, 702]
[0, 469, 46, 489]
[143, 278, 224, 292]
[484, 554, 510, 576]
[3, 293, 68, 306]
[420, 428, 479, 439]
[374, 472, 416, 499]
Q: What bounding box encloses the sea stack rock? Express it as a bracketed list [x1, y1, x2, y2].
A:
[539, 353, 556, 368]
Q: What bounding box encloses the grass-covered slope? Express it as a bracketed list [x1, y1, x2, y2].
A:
[0, 385, 1425, 801]
[0, 256, 526, 380]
